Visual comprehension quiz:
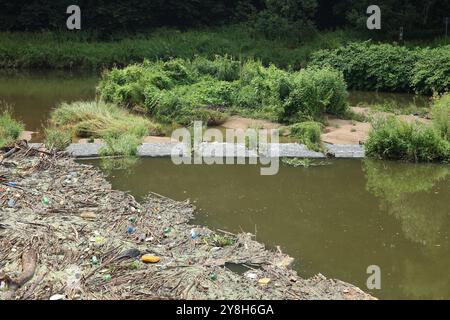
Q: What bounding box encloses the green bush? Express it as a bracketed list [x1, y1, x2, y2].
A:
[99, 58, 349, 126]
[192, 55, 240, 81]
[412, 46, 450, 94]
[0, 111, 24, 148]
[280, 67, 348, 123]
[311, 42, 450, 94]
[289, 121, 324, 152]
[431, 94, 450, 141]
[311, 42, 418, 92]
[234, 61, 291, 118]
[365, 117, 450, 162]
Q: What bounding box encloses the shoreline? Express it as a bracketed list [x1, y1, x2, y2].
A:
[27, 142, 366, 159]
[0, 151, 374, 300]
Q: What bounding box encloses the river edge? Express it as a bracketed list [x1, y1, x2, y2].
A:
[0, 150, 374, 300]
[28, 142, 365, 159]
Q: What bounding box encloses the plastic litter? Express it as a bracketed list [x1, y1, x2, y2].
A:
[7, 198, 15, 207]
[103, 274, 112, 281]
[49, 294, 66, 300]
[42, 196, 50, 205]
[141, 255, 160, 263]
[209, 272, 218, 281]
[90, 256, 99, 265]
[258, 278, 271, 285]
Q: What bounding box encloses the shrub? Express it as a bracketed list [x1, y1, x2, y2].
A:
[311, 42, 450, 94]
[311, 42, 418, 92]
[44, 128, 72, 151]
[99, 58, 348, 126]
[289, 121, 324, 152]
[235, 61, 291, 115]
[431, 94, 450, 141]
[192, 55, 240, 81]
[0, 111, 24, 148]
[365, 117, 450, 162]
[280, 67, 348, 123]
[411, 46, 450, 95]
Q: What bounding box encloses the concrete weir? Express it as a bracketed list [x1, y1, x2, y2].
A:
[35, 142, 366, 159]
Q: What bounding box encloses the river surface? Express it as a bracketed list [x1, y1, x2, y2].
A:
[1, 71, 449, 300]
[84, 158, 450, 300]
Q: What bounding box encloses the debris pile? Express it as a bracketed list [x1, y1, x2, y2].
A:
[0, 149, 375, 300]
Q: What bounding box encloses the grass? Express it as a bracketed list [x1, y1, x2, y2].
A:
[431, 94, 450, 141]
[44, 127, 72, 151]
[50, 101, 161, 138]
[48, 101, 162, 156]
[365, 116, 450, 162]
[99, 133, 141, 157]
[0, 27, 359, 70]
[289, 121, 324, 152]
[0, 110, 24, 148]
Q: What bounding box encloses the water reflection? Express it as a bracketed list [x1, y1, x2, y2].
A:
[363, 160, 450, 246]
[363, 160, 450, 299]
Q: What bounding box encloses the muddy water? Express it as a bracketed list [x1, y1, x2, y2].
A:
[85, 158, 450, 300]
[0, 70, 97, 132]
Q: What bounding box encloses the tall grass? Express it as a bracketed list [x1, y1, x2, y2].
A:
[48, 101, 162, 155]
[50, 101, 161, 138]
[0, 27, 359, 70]
[365, 117, 450, 162]
[431, 94, 450, 141]
[0, 110, 24, 148]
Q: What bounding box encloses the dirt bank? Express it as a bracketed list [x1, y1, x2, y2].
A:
[0, 149, 374, 300]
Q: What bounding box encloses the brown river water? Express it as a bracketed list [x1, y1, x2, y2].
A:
[1, 71, 449, 300]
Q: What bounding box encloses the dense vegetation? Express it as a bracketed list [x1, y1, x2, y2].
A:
[0, 28, 358, 70]
[365, 94, 450, 162]
[98, 57, 348, 125]
[311, 42, 450, 94]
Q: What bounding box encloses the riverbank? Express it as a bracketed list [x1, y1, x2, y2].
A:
[0, 150, 374, 300]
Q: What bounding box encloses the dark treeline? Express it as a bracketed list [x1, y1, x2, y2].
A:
[1, 0, 450, 39]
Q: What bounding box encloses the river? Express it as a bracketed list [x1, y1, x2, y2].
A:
[1, 70, 449, 300]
